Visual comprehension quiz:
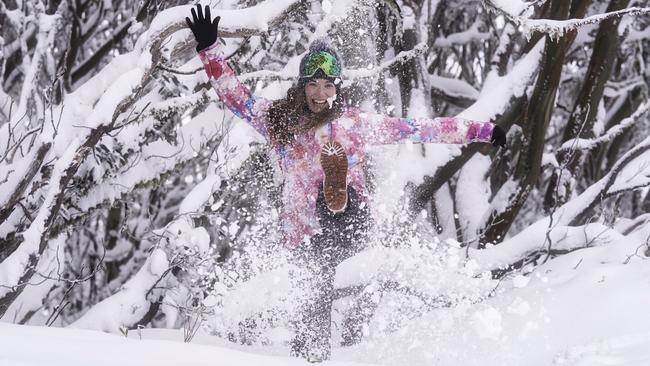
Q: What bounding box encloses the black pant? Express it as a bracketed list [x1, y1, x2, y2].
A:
[290, 187, 370, 360]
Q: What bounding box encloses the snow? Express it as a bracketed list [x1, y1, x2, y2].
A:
[76, 103, 231, 212]
[4, 237, 650, 366]
[145, 0, 301, 37]
[336, 244, 650, 366]
[430, 74, 480, 101]
[406, 88, 428, 118]
[608, 148, 650, 194]
[558, 101, 649, 153]
[459, 38, 544, 120]
[71, 248, 169, 333]
[555, 333, 650, 365]
[488, 1, 650, 40]
[369, 142, 453, 214]
[311, 0, 359, 40]
[1, 233, 67, 323]
[3, 1, 650, 366]
[469, 222, 627, 271]
[0, 144, 42, 207]
[434, 22, 491, 47]
[0, 322, 374, 366]
[322, 0, 333, 14]
[489, 0, 529, 18]
[345, 43, 428, 80]
[0, 140, 79, 299]
[512, 275, 530, 288]
[179, 174, 222, 214]
[455, 154, 491, 243]
[472, 306, 503, 340]
[219, 266, 293, 321]
[522, 7, 650, 39]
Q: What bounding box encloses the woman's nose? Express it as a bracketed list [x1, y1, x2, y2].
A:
[315, 86, 328, 98]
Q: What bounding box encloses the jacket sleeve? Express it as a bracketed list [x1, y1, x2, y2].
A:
[198, 42, 271, 139]
[361, 113, 495, 145]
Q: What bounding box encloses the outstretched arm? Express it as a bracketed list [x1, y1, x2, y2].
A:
[362, 113, 504, 146]
[187, 5, 271, 139]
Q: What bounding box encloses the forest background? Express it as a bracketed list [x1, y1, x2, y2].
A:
[1, 0, 650, 364]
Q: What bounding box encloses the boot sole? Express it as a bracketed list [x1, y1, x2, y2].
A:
[320, 141, 348, 213]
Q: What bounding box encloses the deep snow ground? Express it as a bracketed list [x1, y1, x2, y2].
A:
[0, 322, 374, 366]
[2, 238, 650, 366]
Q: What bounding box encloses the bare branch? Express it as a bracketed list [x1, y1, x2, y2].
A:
[523, 7, 650, 36]
[557, 101, 650, 153]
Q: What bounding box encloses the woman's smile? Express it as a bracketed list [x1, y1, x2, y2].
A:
[305, 78, 336, 113]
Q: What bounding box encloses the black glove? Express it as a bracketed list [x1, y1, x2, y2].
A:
[185, 4, 220, 52]
[491, 125, 507, 148]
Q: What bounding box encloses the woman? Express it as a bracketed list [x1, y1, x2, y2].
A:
[186, 5, 506, 362]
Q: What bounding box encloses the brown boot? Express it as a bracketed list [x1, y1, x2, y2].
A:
[320, 141, 348, 213]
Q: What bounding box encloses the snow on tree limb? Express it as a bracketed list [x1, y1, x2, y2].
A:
[522, 7, 650, 37]
[433, 22, 492, 48]
[144, 0, 302, 41]
[0, 141, 78, 302]
[0, 0, 308, 322]
[562, 136, 650, 226]
[310, 0, 365, 41]
[0, 89, 13, 123]
[430, 75, 480, 107]
[226, 43, 429, 82]
[557, 101, 650, 153]
[345, 42, 428, 79]
[1, 0, 301, 152]
[469, 222, 625, 272]
[2, 0, 649, 337]
[70, 248, 169, 333]
[485, 1, 650, 38]
[0, 233, 67, 324]
[472, 135, 650, 273]
[5, 10, 60, 143]
[602, 142, 650, 198]
[482, 0, 531, 19]
[459, 39, 544, 120]
[76, 104, 227, 212]
[0, 143, 51, 223]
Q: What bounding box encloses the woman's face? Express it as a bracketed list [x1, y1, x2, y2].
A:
[304, 78, 336, 114]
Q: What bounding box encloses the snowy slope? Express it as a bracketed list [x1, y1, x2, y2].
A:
[0, 322, 375, 366]
[2, 239, 649, 366]
[339, 261, 650, 366]
[335, 235, 650, 366]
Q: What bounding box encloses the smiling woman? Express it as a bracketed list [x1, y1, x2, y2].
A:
[304, 79, 337, 114]
[185, 3, 503, 361]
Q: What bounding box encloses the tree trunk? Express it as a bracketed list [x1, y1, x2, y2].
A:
[480, 0, 590, 245]
[543, 0, 630, 211]
[396, 27, 419, 116]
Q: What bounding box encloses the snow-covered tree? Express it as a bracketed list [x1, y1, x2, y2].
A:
[1, 0, 649, 349]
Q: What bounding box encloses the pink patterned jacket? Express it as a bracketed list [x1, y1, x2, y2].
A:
[198, 42, 495, 248]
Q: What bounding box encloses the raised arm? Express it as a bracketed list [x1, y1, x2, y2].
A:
[360, 112, 505, 147]
[186, 5, 271, 139]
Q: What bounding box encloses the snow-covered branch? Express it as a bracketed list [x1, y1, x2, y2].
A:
[470, 223, 624, 271]
[472, 134, 650, 273]
[484, 0, 650, 38]
[345, 42, 428, 79]
[2, 0, 650, 345]
[235, 42, 429, 82]
[557, 101, 650, 153]
[430, 75, 480, 107]
[433, 22, 492, 48]
[71, 249, 169, 332]
[523, 7, 650, 37]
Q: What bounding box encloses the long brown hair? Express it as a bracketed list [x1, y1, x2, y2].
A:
[266, 84, 346, 146]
